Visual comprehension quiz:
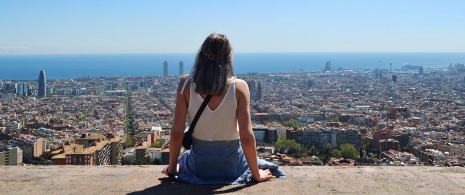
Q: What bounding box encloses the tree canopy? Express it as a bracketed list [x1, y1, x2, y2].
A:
[331, 149, 341, 158]
[150, 140, 164, 148]
[280, 119, 304, 128]
[340, 143, 359, 159]
[274, 138, 301, 154]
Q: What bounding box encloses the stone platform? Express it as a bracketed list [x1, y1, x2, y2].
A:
[1, 165, 465, 194]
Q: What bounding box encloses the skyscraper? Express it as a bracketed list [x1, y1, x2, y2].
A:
[17, 82, 24, 96]
[179, 61, 184, 76]
[325, 61, 332, 71]
[163, 61, 168, 77]
[392, 74, 397, 83]
[38, 70, 46, 97]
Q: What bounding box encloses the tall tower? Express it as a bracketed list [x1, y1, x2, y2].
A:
[163, 61, 168, 77]
[392, 74, 397, 83]
[390, 63, 392, 72]
[17, 82, 24, 96]
[325, 61, 332, 71]
[179, 61, 184, 76]
[419, 66, 424, 75]
[38, 70, 46, 97]
[246, 80, 256, 100]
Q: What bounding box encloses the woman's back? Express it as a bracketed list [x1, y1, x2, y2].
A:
[187, 76, 239, 141]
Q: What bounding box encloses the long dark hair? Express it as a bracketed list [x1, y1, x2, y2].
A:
[192, 33, 234, 95]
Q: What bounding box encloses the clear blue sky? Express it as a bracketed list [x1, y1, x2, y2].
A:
[1, 0, 465, 54]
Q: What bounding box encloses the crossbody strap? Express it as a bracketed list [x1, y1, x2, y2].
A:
[186, 95, 212, 135]
[161, 95, 212, 149]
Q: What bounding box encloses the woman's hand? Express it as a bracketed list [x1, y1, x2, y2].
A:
[253, 169, 275, 182]
[162, 165, 177, 177]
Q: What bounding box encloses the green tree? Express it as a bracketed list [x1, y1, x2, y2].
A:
[368, 153, 378, 158]
[310, 145, 318, 156]
[135, 156, 152, 165]
[124, 133, 133, 148]
[274, 138, 301, 154]
[331, 149, 341, 158]
[340, 143, 359, 159]
[323, 143, 332, 154]
[281, 119, 304, 128]
[327, 115, 340, 122]
[41, 151, 53, 160]
[150, 140, 164, 148]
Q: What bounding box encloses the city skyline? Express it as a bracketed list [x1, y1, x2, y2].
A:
[1, 1, 465, 54]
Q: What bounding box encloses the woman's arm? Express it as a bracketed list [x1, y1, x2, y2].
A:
[167, 75, 190, 174]
[236, 80, 274, 182]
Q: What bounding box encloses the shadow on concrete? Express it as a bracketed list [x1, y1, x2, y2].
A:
[128, 177, 256, 195]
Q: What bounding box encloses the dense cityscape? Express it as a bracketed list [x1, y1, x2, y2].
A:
[1, 62, 465, 168]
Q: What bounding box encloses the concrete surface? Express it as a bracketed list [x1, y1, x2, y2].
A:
[1, 165, 465, 195]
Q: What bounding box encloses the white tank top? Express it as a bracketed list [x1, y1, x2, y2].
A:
[181, 76, 239, 141]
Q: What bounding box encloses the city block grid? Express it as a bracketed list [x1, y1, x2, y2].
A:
[1, 64, 465, 170]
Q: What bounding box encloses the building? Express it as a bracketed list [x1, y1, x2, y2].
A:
[51, 133, 123, 166]
[303, 80, 314, 88]
[253, 125, 267, 142]
[135, 142, 149, 163]
[163, 61, 168, 77]
[392, 74, 397, 83]
[246, 80, 262, 101]
[110, 136, 124, 165]
[146, 148, 169, 165]
[334, 129, 362, 149]
[286, 127, 362, 149]
[267, 127, 278, 143]
[372, 128, 396, 149]
[179, 61, 183, 76]
[247, 80, 256, 100]
[395, 133, 411, 150]
[4, 121, 20, 130]
[379, 139, 400, 152]
[0, 147, 23, 165]
[33, 138, 44, 158]
[325, 61, 332, 71]
[16, 82, 24, 96]
[38, 70, 46, 97]
[450, 144, 465, 156]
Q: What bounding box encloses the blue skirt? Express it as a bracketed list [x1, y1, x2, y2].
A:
[175, 138, 286, 184]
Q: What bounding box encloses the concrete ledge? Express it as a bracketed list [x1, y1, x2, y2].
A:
[1, 165, 465, 194]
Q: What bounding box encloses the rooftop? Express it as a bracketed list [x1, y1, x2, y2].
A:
[2, 166, 465, 194]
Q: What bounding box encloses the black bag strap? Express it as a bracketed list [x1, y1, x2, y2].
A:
[186, 95, 212, 135]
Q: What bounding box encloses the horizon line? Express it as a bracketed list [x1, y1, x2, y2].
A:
[2, 51, 465, 56]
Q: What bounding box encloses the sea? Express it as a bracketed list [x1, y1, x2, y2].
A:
[0, 52, 464, 80]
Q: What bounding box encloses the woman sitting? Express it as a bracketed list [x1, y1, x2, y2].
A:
[163, 33, 285, 184]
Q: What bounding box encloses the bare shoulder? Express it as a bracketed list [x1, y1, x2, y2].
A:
[234, 79, 249, 96]
[176, 74, 191, 93]
[234, 79, 248, 90]
[177, 74, 191, 86]
[180, 74, 191, 83]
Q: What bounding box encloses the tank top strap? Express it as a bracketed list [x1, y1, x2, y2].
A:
[180, 75, 193, 94]
[230, 76, 237, 84]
